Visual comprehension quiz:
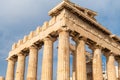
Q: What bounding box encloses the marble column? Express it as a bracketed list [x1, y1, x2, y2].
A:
[76, 38, 86, 80]
[118, 60, 120, 80]
[0, 77, 4, 80]
[6, 58, 16, 80]
[92, 46, 103, 80]
[15, 53, 26, 80]
[57, 31, 70, 80]
[107, 54, 117, 80]
[27, 46, 38, 80]
[72, 53, 76, 80]
[41, 37, 53, 80]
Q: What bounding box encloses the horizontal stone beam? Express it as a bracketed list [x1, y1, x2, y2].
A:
[8, 8, 120, 60]
[49, 1, 111, 35]
[8, 18, 65, 59]
[64, 9, 120, 55]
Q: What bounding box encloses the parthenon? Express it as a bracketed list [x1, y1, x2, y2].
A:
[1, 0, 120, 80]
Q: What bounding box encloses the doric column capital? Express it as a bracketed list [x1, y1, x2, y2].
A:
[105, 51, 115, 58]
[17, 52, 27, 57]
[72, 36, 87, 44]
[7, 57, 17, 62]
[94, 45, 102, 49]
[43, 37, 51, 41]
[58, 29, 70, 34]
[29, 45, 39, 50]
[43, 36, 56, 42]
[79, 37, 87, 42]
[90, 44, 102, 51]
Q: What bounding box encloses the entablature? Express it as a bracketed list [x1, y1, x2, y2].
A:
[8, 14, 66, 59]
[7, 0, 120, 60]
[49, 0, 112, 36]
[62, 9, 120, 55]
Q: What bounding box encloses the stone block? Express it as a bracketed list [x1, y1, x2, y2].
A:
[28, 31, 34, 39]
[12, 43, 17, 50]
[17, 40, 23, 46]
[49, 17, 56, 26]
[23, 35, 28, 43]
[35, 26, 42, 35]
[42, 22, 49, 31]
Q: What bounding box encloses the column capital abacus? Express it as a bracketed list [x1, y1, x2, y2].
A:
[7, 57, 17, 62]
[29, 44, 39, 50]
[105, 52, 115, 59]
[43, 35, 56, 42]
[90, 44, 102, 51]
[17, 52, 27, 57]
[57, 29, 70, 34]
[79, 36, 87, 42]
[73, 36, 87, 44]
[94, 45, 102, 49]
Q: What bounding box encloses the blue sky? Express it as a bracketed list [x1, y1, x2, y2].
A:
[0, 0, 120, 79]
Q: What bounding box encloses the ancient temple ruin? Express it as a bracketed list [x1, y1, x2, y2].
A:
[3, 0, 120, 80]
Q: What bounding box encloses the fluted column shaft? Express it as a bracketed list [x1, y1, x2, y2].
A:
[27, 46, 38, 80]
[41, 37, 53, 80]
[72, 53, 76, 80]
[15, 53, 26, 80]
[118, 60, 120, 80]
[57, 31, 70, 80]
[76, 39, 86, 80]
[92, 47, 103, 80]
[6, 59, 15, 80]
[107, 54, 117, 80]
